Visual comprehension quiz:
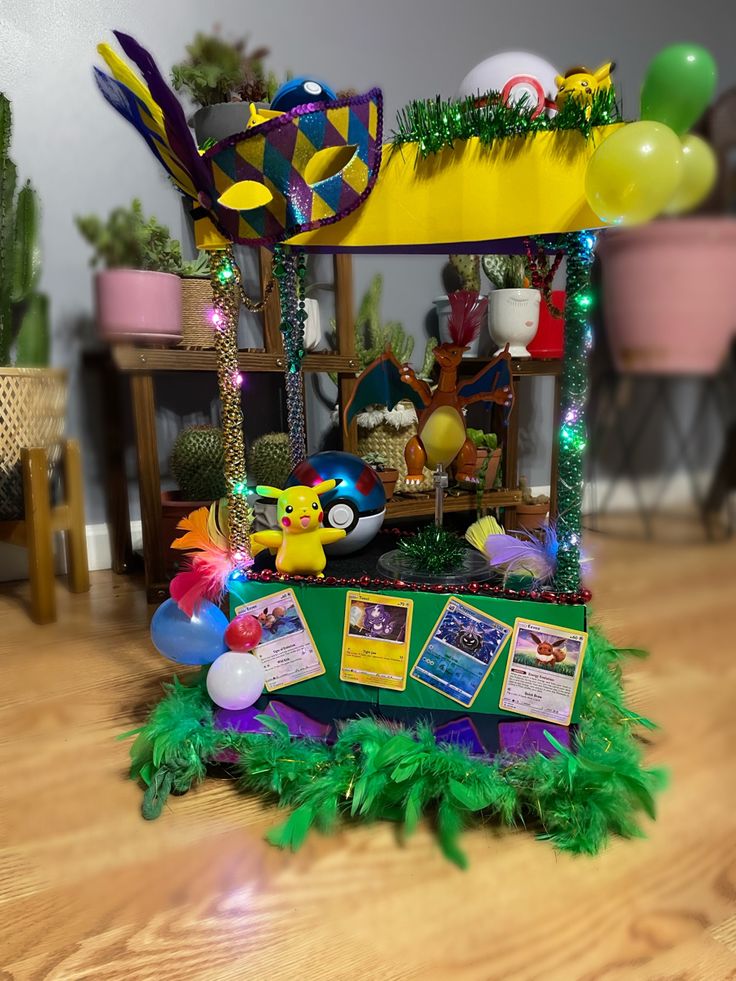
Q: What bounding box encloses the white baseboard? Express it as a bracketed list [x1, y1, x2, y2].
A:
[0, 520, 142, 583]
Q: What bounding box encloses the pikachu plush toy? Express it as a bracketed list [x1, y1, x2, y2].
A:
[555, 62, 615, 117]
[251, 481, 346, 577]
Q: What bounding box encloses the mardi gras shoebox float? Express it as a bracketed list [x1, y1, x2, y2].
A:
[229, 577, 587, 725]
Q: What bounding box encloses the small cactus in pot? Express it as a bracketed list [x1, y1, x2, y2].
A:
[482, 254, 541, 358]
[248, 432, 293, 490]
[169, 426, 227, 502]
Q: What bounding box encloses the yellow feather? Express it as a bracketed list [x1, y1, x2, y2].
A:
[97, 43, 164, 126]
[97, 43, 199, 200]
[465, 514, 504, 554]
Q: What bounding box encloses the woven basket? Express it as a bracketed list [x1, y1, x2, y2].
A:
[179, 277, 215, 349]
[356, 401, 433, 494]
[0, 368, 67, 520]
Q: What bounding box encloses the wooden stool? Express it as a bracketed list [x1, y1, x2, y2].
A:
[0, 439, 90, 623]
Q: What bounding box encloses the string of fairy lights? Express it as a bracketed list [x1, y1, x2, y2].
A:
[550, 231, 596, 593]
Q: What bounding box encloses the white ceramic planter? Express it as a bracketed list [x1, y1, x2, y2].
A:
[488, 288, 541, 357]
[433, 293, 486, 356]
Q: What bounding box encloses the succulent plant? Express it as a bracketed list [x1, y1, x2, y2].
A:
[481, 254, 529, 291]
[171, 31, 280, 108]
[447, 254, 481, 293]
[328, 273, 435, 383]
[362, 451, 391, 472]
[519, 474, 550, 506]
[247, 432, 292, 489]
[170, 426, 227, 502]
[76, 199, 209, 276]
[0, 92, 49, 366]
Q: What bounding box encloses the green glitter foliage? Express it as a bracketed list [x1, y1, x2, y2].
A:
[392, 89, 623, 159]
[397, 525, 467, 575]
[127, 628, 665, 866]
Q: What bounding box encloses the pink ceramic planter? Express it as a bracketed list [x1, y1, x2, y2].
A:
[95, 269, 182, 343]
[598, 218, 736, 375]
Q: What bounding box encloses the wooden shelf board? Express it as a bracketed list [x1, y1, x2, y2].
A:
[386, 488, 522, 520]
[111, 346, 360, 374]
[458, 357, 563, 377]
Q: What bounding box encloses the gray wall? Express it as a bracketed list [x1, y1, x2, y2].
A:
[1, 0, 734, 527]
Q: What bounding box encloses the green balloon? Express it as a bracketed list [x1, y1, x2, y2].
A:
[640, 44, 717, 135]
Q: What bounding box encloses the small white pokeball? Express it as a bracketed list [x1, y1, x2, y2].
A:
[458, 51, 560, 119]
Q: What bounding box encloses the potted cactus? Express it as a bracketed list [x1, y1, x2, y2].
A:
[247, 432, 293, 530]
[76, 200, 211, 345]
[434, 254, 485, 357]
[171, 31, 280, 146]
[482, 254, 541, 357]
[516, 475, 550, 532]
[161, 426, 227, 559]
[0, 92, 66, 520]
[362, 451, 399, 501]
[459, 429, 502, 490]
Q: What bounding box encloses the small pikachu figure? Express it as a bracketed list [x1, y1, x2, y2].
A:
[250, 481, 346, 577]
[555, 63, 615, 118]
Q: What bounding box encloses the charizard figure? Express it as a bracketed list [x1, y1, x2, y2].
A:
[344, 292, 514, 486]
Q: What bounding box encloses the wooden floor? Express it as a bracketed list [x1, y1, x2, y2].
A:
[1, 530, 735, 981]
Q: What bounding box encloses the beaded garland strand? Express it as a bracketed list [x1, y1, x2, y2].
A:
[272, 244, 308, 466]
[208, 248, 253, 566]
[552, 231, 596, 593]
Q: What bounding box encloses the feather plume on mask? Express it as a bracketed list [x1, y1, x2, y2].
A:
[169, 500, 252, 616]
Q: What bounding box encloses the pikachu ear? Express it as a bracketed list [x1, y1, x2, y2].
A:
[554, 74, 565, 90]
[256, 485, 283, 500]
[313, 478, 339, 496]
[594, 62, 613, 82]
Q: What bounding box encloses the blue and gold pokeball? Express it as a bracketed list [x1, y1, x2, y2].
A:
[287, 451, 386, 555]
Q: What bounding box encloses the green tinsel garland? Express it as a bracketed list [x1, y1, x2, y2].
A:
[397, 526, 466, 575]
[125, 627, 665, 867]
[392, 90, 623, 158]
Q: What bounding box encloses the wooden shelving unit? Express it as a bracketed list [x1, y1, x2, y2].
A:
[386, 488, 522, 520]
[96, 250, 361, 602]
[93, 244, 564, 601]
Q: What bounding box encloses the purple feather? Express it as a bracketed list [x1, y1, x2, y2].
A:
[484, 525, 559, 584]
[112, 31, 211, 195]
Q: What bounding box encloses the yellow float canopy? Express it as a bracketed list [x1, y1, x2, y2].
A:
[286, 125, 623, 253]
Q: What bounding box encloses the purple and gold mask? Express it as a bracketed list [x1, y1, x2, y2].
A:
[94, 32, 383, 247]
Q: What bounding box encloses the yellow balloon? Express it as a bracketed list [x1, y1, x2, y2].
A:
[585, 121, 683, 225]
[663, 134, 717, 214]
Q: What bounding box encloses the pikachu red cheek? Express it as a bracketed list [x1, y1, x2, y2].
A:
[281, 516, 291, 527]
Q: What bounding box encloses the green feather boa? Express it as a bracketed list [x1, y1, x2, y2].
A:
[125, 627, 665, 867]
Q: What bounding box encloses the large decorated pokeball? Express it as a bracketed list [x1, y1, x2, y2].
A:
[457, 51, 560, 119]
[287, 451, 386, 555]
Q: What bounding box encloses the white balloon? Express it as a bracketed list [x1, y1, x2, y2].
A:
[457, 51, 560, 118]
[206, 651, 266, 710]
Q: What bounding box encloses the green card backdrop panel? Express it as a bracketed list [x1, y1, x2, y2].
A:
[231, 581, 587, 721]
[229, 580, 378, 706]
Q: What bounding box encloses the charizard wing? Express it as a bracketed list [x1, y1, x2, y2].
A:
[344, 350, 429, 431]
[457, 347, 514, 418]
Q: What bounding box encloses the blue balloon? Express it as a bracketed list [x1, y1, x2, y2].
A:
[150, 599, 228, 665]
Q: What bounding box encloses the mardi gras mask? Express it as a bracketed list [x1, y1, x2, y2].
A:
[94, 31, 383, 247]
